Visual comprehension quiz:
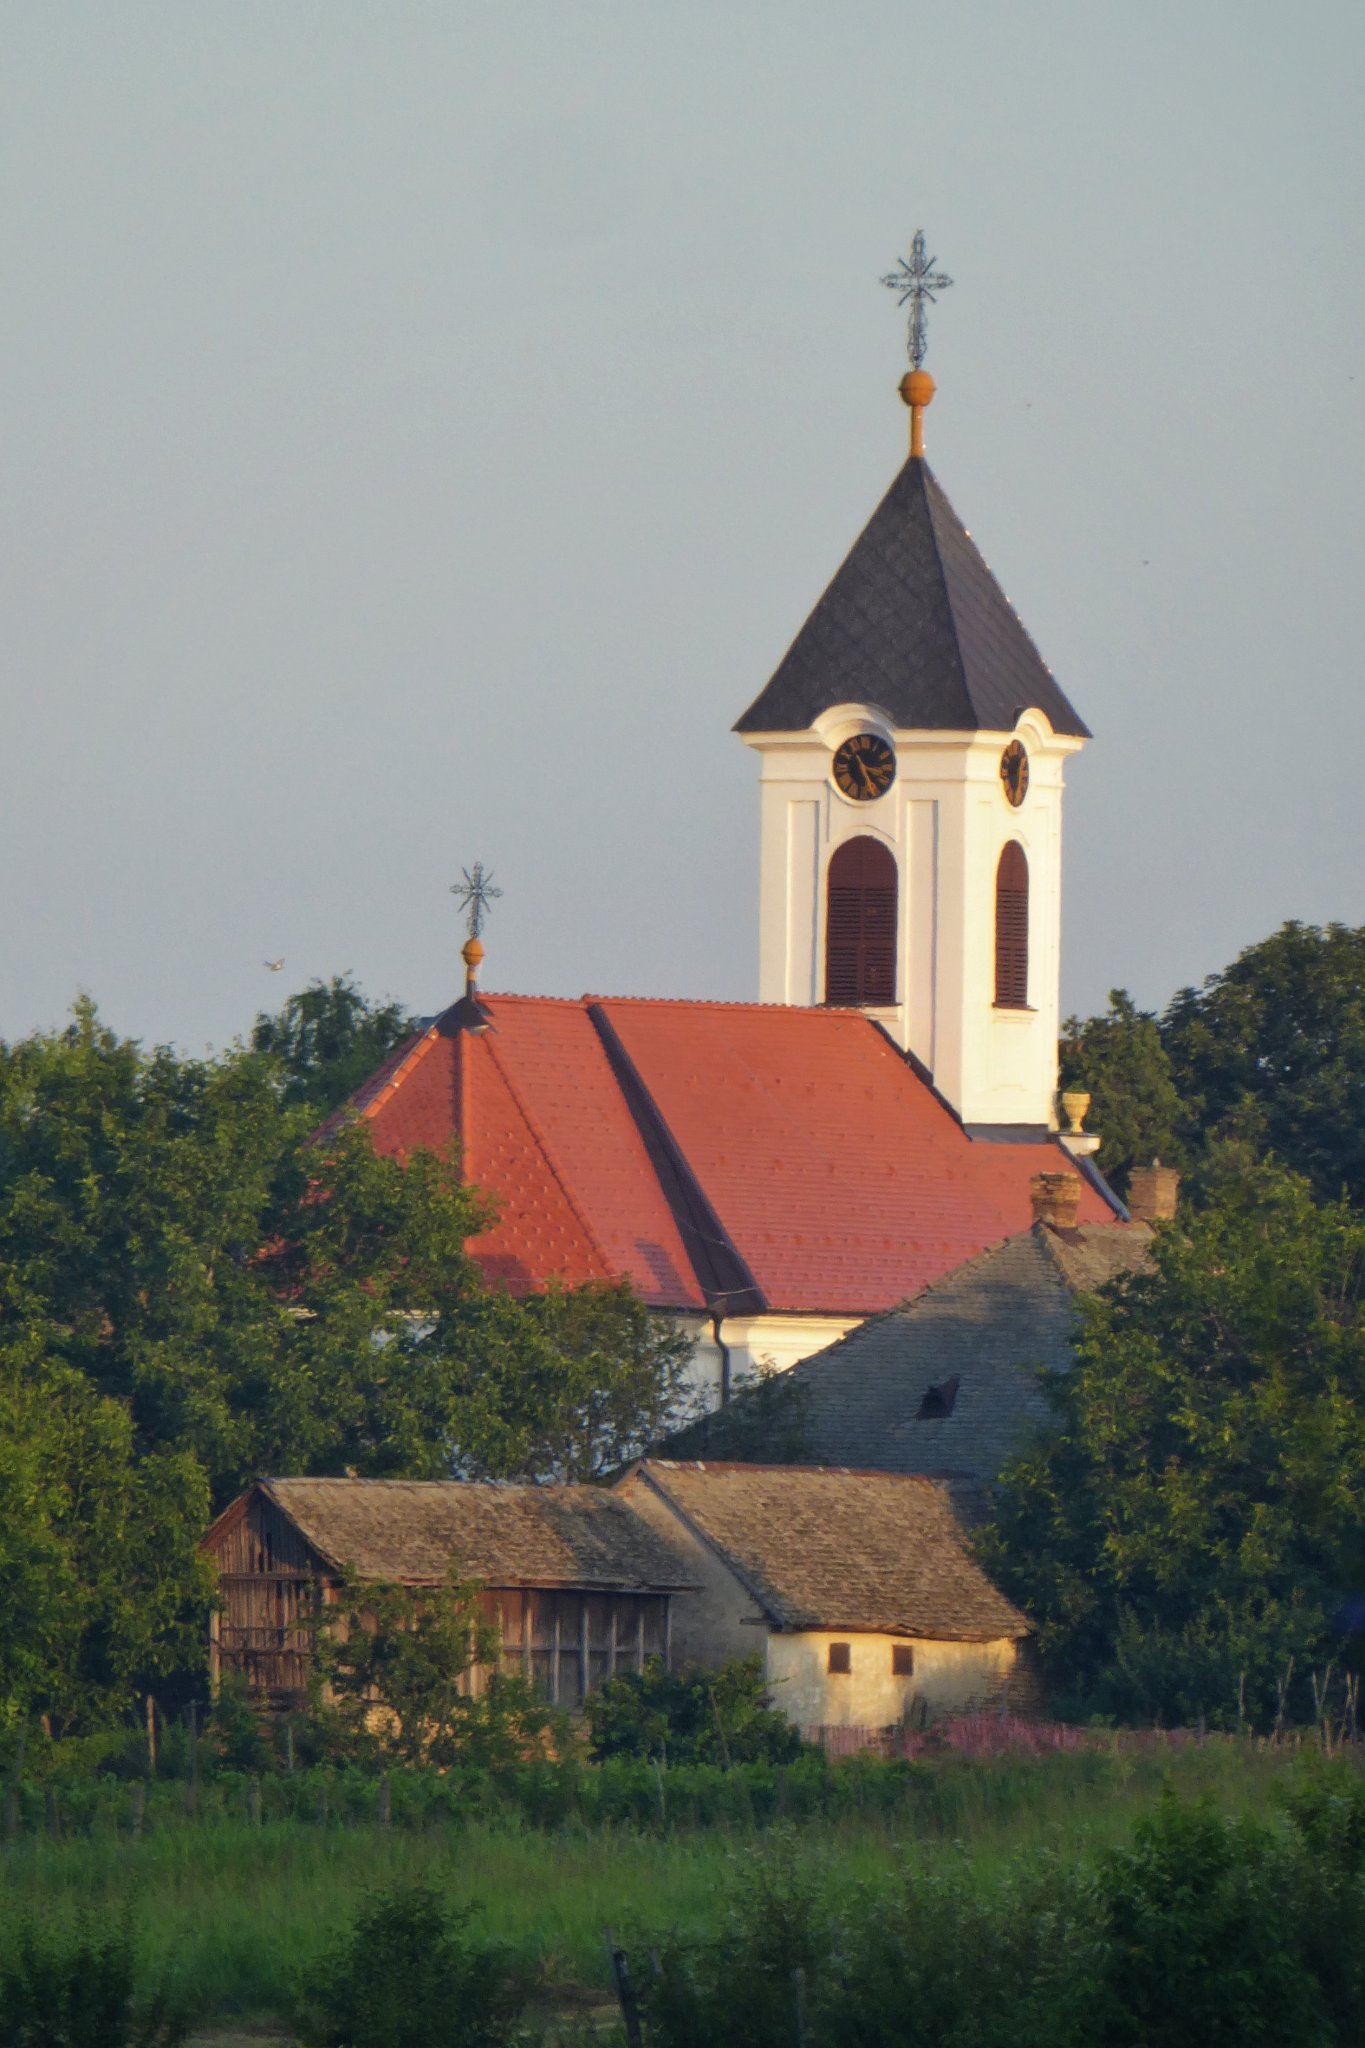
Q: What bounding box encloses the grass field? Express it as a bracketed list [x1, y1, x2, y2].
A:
[0, 1739, 1335, 2038]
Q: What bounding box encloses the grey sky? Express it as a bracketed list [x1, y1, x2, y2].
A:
[3, 2, 1362, 1052]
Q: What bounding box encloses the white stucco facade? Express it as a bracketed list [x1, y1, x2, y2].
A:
[741, 703, 1085, 1131]
[765, 1629, 1027, 1731]
[678, 1310, 865, 1410]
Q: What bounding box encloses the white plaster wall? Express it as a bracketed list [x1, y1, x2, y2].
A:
[614, 1471, 768, 1671]
[743, 707, 1084, 1130]
[765, 1631, 1023, 1730]
[682, 1311, 864, 1406]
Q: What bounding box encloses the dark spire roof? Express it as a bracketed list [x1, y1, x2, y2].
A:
[734, 456, 1090, 739]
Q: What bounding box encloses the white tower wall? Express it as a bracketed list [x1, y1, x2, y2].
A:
[745, 704, 1083, 1130]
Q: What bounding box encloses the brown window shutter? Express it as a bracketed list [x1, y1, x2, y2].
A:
[995, 841, 1029, 1008]
[825, 837, 898, 1006]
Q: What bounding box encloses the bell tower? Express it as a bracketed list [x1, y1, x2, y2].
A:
[733, 235, 1089, 1134]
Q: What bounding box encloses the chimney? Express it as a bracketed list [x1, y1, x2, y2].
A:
[1127, 1160, 1180, 1224]
[1030, 1170, 1081, 1230]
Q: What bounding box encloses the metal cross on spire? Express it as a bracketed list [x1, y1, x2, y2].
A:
[881, 230, 953, 369]
[450, 861, 502, 941]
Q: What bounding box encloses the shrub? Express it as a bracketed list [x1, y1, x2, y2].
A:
[641, 1843, 834, 2048]
[0, 1916, 187, 2048]
[1093, 1793, 1331, 2047]
[311, 1570, 565, 1770]
[294, 1880, 525, 2048]
[586, 1655, 805, 1766]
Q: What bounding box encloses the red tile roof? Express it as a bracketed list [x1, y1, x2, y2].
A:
[346, 994, 1122, 1317]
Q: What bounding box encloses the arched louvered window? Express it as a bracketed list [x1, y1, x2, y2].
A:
[994, 842, 1029, 1008]
[825, 836, 898, 1006]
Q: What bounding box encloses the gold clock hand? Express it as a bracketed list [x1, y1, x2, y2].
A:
[857, 756, 876, 794]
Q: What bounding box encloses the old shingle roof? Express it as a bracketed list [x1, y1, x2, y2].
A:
[253, 1478, 697, 1591]
[734, 457, 1089, 738]
[662, 1221, 1153, 1486]
[626, 1461, 1029, 1641]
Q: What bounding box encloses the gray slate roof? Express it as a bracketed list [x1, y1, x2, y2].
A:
[665, 1221, 1152, 1487]
[247, 1478, 697, 1592]
[734, 457, 1089, 739]
[625, 1462, 1029, 1641]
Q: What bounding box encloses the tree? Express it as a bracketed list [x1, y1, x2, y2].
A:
[979, 1163, 1365, 1727]
[1161, 921, 1365, 1208]
[586, 1654, 805, 1765]
[311, 1568, 559, 1770]
[0, 999, 506, 1501]
[1057, 990, 1184, 1199]
[251, 975, 416, 1116]
[0, 1362, 212, 1733]
[508, 1280, 699, 1480]
[296, 1882, 524, 2048]
[0, 999, 698, 1725]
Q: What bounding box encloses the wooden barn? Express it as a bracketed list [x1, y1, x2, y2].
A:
[202, 1477, 698, 1710]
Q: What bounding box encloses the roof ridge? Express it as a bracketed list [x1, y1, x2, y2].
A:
[913, 460, 976, 727]
[642, 1459, 955, 1482]
[354, 1022, 443, 1121]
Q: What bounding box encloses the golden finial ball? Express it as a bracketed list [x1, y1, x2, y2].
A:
[462, 937, 485, 970]
[898, 370, 936, 409]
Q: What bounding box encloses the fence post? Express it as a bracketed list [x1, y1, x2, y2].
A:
[377, 1774, 392, 1827]
[604, 1929, 644, 2048]
[248, 1776, 262, 1827]
[145, 1695, 158, 1778]
[130, 1782, 146, 1842]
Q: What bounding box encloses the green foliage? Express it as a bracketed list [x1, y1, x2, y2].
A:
[661, 1359, 811, 1465]
[295, 1881, 523, 2048]
[1094, 1795, 1330, 2048]
[0, 1915, 187, 2048]
[981, 1162, 1365, 1724]
[0, 996, 696, 1729]
[586, 1655, 805, 1766]
[205, 1673, 277, 1775]
[312, 1568, 563, 1770]
[1162, 919, 1365, 1207]
[1061, 925, 1365, 1209]
[0, 1363, 212, 1733]
[251, 974, 417, 1117]
[513, 1280, 699, 1480]
[640, 1845, 835, 2048]
[0, 1746, 1351, 2034]
[633, 1788, 1365, 2048]
[1058, 989, 1185, 1197]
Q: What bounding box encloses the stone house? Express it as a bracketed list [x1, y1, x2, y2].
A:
[614, 1460, 1032, 1731]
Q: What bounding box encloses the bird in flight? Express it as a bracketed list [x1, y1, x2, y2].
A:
[264, 958, 285, 972]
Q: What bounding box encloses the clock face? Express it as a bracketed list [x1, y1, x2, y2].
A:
[832, 733, 896, 802]
[1000, 739, 1030, 808]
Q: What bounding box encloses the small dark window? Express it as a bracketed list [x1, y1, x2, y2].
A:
[916, 1373, 961, 1420]
[828, 1642, 852, 1675]
[994, 842, 1029, 1008]
[892, 1644, 914, 1677]
[825, 837, 898, 1006]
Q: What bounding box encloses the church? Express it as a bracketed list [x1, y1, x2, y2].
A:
[338, 239, 1130, 1405]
